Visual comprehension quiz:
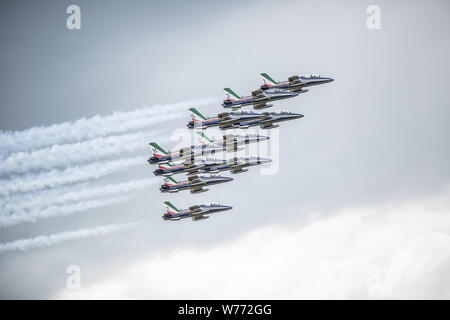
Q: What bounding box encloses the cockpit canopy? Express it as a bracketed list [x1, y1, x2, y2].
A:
[275, 110, 292, 114]
[303, 74, 321, 78]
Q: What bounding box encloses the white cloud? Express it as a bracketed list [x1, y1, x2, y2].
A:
[59, 187, 450, 299]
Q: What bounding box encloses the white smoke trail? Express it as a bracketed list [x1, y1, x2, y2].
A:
[0, 130, 168, 176]
[0, 156, 144, 197]
[0, 96, 218, 157]
[0, 195, 133, 228]
[0, 220, 144, 254]
[1, 178, 157, 216]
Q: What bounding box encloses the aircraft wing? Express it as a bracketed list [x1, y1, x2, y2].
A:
[253, 101, 269, 109]
[230, 163, 248, 173]
[188, 175, 202, 185]
[219, 122, 235, 129]
[189, 186, 208, 194]
[189, 205, 209, 217]
[189, 205, 202, 213]
[288, 75, 301, 85]
[218, 112, 231, 121]
[192, 215, 209, 221]
[252, 89, 269, 109]
[258, 115, 279, 129]
[227, 158, 244, 172]
[183, 161, 196, 169]
[259, 120, 279, 129]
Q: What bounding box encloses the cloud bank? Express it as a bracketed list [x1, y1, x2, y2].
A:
[60, 186, 450, 299]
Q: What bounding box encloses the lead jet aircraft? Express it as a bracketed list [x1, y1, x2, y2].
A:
[153, 156, 272, 177]
[187, 107, 266, 130]
[260, 73, 334, 93]
[159, 174, 233, 194]
[162, 201, 232, 221]
[222, 87, 298, 110]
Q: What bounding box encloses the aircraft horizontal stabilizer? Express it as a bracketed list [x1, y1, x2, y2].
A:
[192, 216, 209, 221]
[254, 103, 272, 110]
[260, 124, 279, 129]
[231, 169, 248, 174]
[191, 187, 209, 194]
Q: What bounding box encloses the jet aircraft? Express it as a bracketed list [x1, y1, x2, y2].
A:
[260, 73, 334, 93]
[187, 107, 266, 130]
[234, 111, 304, 129]
[194, 131, 268, 151]
[159, 175, 233, 194]
[187, 108, 303, 130]
[162, 201, 232, 221]
[222, 87, 298, 110]
[148, 130, 267, 165]
[153, 156, 272, 177]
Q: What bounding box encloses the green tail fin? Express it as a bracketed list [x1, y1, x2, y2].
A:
[164, 201, 180, 212]
[224, 88, 242, 99]
[260, 73, 278, 84]
[196, 131, 215, 143]
[189, 107, 207, 120]
[165, 176, 179, 184]
[150, 142, 169, 155]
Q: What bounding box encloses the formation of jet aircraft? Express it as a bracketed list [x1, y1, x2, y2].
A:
[146, 72, 333, 221]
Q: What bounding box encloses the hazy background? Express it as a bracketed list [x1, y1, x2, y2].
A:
[0, 0, 449, 299]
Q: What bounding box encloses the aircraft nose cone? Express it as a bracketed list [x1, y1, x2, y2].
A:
[322, 77, 334, 83]
[221, 205, 233, 211]
[290, 113, 304, 119]
[258, 135, 270, 141]
[259, 157, 272, 164]
[222, 177, 233, 182]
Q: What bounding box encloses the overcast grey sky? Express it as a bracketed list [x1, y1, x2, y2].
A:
[0, 0, 449, 299]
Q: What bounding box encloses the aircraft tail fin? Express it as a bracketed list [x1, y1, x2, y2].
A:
[149, 142, 169, 156]
[260, 73, 278, 84]
[164, 175, 179, 185]
[164, 201, 180, 214]
[196, 131, 215, 143]
[189, 107, 207, 120]
[159, 161, 176, 170]
[224, 88, 242, 100]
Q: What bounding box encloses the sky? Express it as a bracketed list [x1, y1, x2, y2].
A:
[0, 0, 449, 299]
